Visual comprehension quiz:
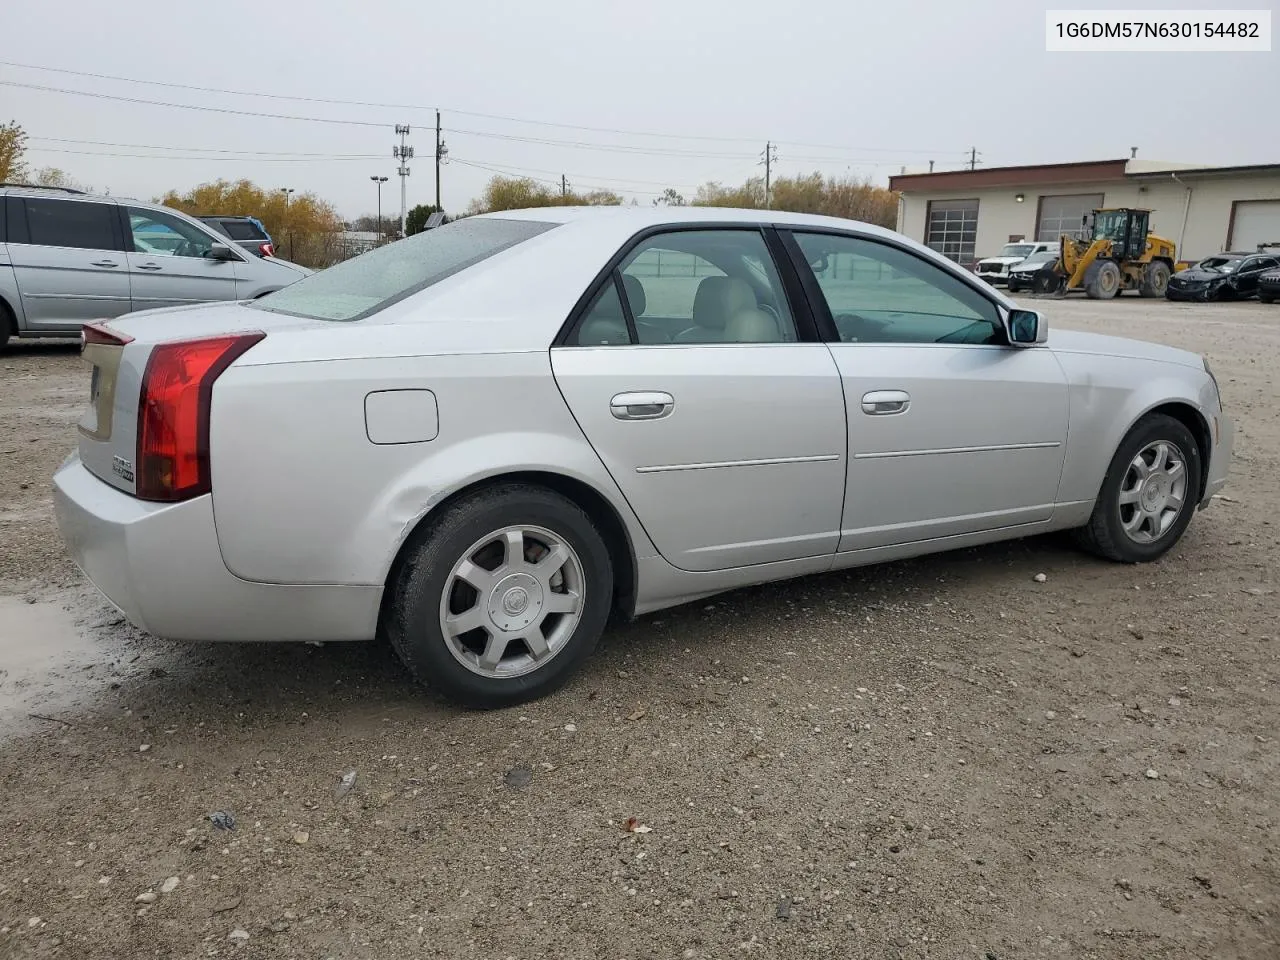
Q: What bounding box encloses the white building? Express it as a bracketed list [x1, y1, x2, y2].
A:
[889, 158, 1280, 268]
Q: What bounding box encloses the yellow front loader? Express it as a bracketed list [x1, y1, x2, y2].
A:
[1035, 208, 1178, 299]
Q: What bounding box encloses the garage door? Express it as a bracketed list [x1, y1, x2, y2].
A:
[1036, 194, 1104, 241]
[1230, 200, 1280, 252]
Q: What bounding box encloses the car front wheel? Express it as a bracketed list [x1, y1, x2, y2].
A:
[1074, 414, 1202, 563]
[383, 483, 614, 708]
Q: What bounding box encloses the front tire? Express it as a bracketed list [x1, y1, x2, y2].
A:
[382, 483, 614, 708]
[1084, 260, 1121, 299]
[1261, 292, 1276, 304]
[1074, 414, 1202, 563]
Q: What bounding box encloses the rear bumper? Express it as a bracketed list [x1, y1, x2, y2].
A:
[52, 454, 381, 642]
[1200, 411, 1234, 507]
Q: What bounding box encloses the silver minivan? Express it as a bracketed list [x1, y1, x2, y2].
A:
[0, 185, 311, 347]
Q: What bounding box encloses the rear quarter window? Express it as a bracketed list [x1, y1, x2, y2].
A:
[251, 217, 557, 322]
[219, 220, 268, 241]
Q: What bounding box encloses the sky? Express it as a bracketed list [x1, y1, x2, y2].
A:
[3, 0, 1276, 221]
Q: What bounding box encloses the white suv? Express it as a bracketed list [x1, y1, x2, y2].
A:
[975, 241, 1056, 285]
[0, 185, 310, 348]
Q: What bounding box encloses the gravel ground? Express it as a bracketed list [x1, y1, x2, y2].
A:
[0, 298, 1277, 960]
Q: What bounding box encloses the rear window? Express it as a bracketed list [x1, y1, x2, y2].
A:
[220, 220, 267, 240]
[251, 217, 557, 322]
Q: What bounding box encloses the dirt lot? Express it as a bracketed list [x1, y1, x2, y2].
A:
[0, 298, 1277, 960]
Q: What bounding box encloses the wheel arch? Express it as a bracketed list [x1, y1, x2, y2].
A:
[378, 470, 640, 629]
[1119, 400, 1213, 498]
[0, 291, 17, 336]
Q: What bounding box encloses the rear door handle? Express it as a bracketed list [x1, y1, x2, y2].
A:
[135, 262, 163, 271]
[861, 390, 910, 415]
[610, 391, 675, 421]
[91, 259, 119, 268]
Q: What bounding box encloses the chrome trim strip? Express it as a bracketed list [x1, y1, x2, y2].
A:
[637, 454, 840, 474]
[854, 441, 1061, 460]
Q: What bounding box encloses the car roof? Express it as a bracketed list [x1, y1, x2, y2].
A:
[474, 204, 903, 237]
[1205, 252, 1250, 259]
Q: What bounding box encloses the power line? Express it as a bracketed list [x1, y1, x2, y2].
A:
[0, 79, 386, 127]
[450, 158, 672, 198]
[446, 127, 758, 159]
[25, 147, 384, 163]
[0, 60, 967, 155]
[27, 136, 384, 157]
[448, 157, 703, 190]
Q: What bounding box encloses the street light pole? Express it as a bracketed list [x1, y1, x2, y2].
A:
[370, 175, 388, 243]
[279, 187, 295, 259]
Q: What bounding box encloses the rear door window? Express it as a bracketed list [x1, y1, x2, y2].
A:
[22, 198, 120, 251]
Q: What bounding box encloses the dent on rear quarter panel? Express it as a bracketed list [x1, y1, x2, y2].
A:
[1053, 353, 1213, 504]
[208, 350, 654, 586]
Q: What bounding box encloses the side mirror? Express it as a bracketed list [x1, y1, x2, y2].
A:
[206, 243, 237, 261]
[1008, 308, 1048, 345]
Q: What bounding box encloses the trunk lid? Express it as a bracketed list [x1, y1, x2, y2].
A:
[75, 301, 323, 493]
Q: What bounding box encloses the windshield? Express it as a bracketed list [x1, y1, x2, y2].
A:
[1017, 251, 1058, 266]
[998, 244, 1036, 258]
[1093, 211, 1128, 242]
[251, 217, 557, 321]
[1198, 256, 1239, 273]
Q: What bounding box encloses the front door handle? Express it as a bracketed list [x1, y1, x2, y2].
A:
[610, 391, 675, 421]
[135, 262, 163, 271]
[861, 390, 910, 415]
[91, 259, 119, 268]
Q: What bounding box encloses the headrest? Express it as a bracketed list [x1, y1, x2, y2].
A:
[620, 273, 646, 316]
[692, 276, 755, 330]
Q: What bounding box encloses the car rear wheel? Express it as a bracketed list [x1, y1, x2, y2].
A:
[0, 299, 14, 350]
[1074, 414, 1202, 563]
[382, 483, 614, 708]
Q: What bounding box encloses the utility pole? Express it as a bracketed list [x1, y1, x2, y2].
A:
[393, 124, 413, 237]
[370, 175, 388, 242]
[279, 187, 295, 259]
[968, 147, 981, 171]
[760, 141, 778, 208]
[434, 111, 447, 212]
[561, 174, 568, 199]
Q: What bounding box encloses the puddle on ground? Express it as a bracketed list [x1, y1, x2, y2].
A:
[0, 592, 121, 733]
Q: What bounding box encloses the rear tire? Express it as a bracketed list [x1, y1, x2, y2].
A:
[381, 483, 614, 708]
[1073, 414, 1202, 563]
[1139, 261, 1171, 298]
[0, 299, 14, 350]
[1084, 260, 1121, 299]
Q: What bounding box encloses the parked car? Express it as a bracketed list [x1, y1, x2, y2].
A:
[1257, 263, 1280, 304]
[974, 241, 1056, 284]
[0, 185, 311, 347]
[53, 207, 1233, 708]
[1006, 250, 1061, 293]
[199, 215, 276, 258]
[1165, 252, 1280, 302]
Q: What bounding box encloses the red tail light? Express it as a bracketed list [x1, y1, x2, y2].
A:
[259, 242, 275, 257]
[81, 322, 133, 349]
[136, 333, 264, 502]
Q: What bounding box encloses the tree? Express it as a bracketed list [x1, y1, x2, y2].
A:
[0, 121, 27, 183]
[691, 171, 898, 228]
[405, 203, 444, 236]
[157, 179, 344, 269]
[465, 176, 622, 215]
[653, 188, 686, 207]
[30, 167, 90, 191]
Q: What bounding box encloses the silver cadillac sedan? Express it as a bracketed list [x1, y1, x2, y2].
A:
[53, 207, 1233, 707]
